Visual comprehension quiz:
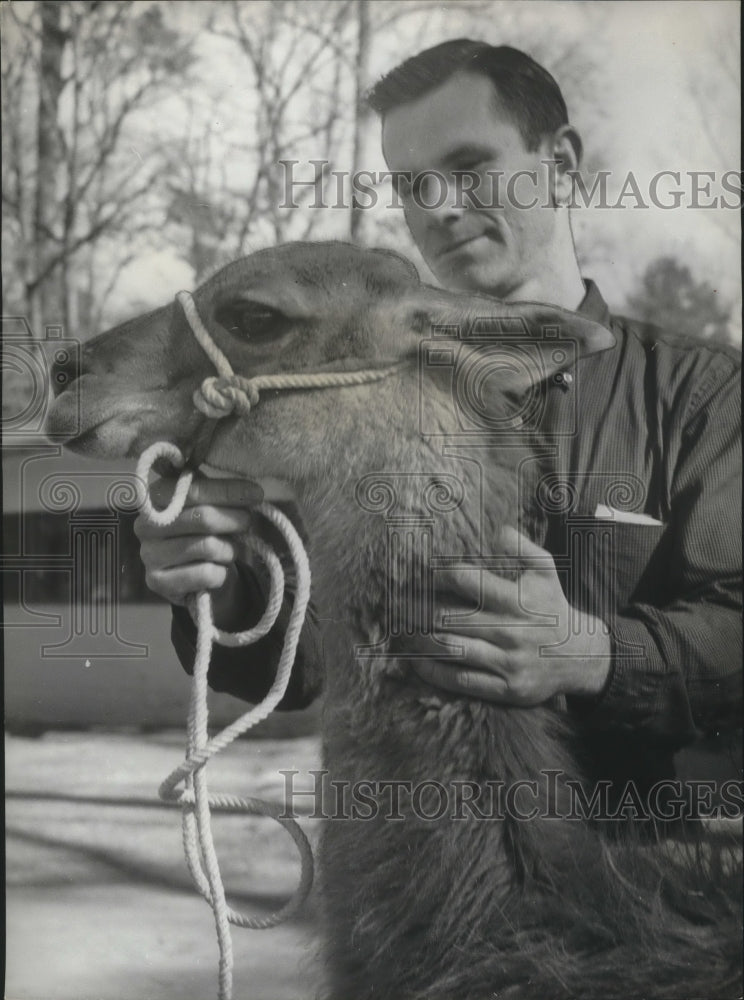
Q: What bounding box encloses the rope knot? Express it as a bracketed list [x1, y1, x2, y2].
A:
[194, 375, 259, 419]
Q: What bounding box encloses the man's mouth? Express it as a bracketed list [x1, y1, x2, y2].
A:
[438, 234, 493, 258]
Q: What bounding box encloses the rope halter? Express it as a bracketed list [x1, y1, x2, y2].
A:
[138, 289, 404, 1000]
[176, 289, 402, 421]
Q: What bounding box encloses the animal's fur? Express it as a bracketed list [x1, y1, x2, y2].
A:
[48, 242, 742, 999]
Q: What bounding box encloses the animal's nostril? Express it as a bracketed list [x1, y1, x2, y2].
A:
[49, 342, 81, 397]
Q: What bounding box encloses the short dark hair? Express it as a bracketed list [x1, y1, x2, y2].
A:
[366, 39, 568, 150]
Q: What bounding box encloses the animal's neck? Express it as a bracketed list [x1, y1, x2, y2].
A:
[295, 441, 521, 637]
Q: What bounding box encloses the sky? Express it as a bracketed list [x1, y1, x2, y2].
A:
[111, 0, 740, 335]
[574, 1, 739, 314]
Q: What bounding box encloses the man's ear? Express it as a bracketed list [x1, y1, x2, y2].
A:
[550, 125, 582, 207]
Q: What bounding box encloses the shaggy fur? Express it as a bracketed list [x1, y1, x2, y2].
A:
[48, 242, 742, 999]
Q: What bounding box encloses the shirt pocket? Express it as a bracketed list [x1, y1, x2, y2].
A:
[566, 519, 668, 619]
[604, 520, 668, 609]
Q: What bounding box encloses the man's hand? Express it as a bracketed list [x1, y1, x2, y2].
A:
[411, 527, 612, 706]
[134, 475, 264, 630]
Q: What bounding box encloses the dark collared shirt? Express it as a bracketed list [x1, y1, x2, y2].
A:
[172, 282, 741, 783]
[535, 282, 741, 791]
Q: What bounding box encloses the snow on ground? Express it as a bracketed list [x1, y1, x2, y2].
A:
[6, 731, 323, 1000]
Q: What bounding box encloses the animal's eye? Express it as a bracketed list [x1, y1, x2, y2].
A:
[215, 301, 288, 340]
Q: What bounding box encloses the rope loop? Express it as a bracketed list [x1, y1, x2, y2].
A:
[137, 444, 314, 1000]
[136, 442, 193, 527]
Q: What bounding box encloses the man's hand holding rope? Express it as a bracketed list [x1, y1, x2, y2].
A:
[134, 475, 264, 629]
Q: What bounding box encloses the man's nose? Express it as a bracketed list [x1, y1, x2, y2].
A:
[418, 174, 467, 221]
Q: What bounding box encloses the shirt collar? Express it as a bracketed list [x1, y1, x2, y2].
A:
[574, 279, 616, 356]
[577, 279, 612, 328]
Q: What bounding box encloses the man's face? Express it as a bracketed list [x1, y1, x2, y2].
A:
[381, 71, 560, 300]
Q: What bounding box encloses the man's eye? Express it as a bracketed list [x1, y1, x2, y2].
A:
[215, 302, 287, 340]
[411, 173, 432, 202]
[457, 159, 496, 175]
[393, 173, 412, 199]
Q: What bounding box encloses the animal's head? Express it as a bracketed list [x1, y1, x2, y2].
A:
[46, 241, 613, 485]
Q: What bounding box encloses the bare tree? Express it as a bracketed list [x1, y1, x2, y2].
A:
[684, 19, 740, 246]
[350, 0, 372, 242]
[187, 0, 357, 254]
[1, 1, 195, 337]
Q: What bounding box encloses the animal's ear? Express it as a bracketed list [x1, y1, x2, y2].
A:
[475, 302, 616, 396]
[386, 289, 616, 392]
[368, 247, 421, 286]
[420, 292, 615, 360]
[399, 291, 617, 400]
[394, 286, 462, 334]
[511, 303, 615, 362]
[415, 291, 615, 362]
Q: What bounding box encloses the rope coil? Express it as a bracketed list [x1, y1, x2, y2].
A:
[137, 290, 403, 1000]
[137, 442, 314, 1000]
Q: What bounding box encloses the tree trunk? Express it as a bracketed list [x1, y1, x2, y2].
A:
[350, 0, 372, 244]
[31, 0, 68, 336]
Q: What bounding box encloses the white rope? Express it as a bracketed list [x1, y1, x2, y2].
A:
[176, 290, 236, 379]
[175, 290, 402, 420]
[137, 445, 314, 1000]
[135, 289, 403, 999]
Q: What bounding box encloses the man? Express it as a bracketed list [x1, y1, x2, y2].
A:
[136, 40, 741, 808]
